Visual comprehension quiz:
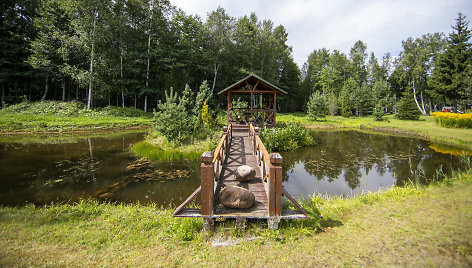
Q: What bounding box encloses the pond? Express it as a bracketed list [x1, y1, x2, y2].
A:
[0, 131, 200, 207]
[281, 130, 467, 199]
[0, 130, 468, 207]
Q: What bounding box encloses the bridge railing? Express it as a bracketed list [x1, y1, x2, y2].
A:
[200, 124, 232, 219]
[249, 123, 283, 216]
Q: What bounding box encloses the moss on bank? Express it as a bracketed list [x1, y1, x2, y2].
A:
[1, 169, 471, 266]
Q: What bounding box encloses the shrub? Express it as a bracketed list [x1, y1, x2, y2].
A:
[307, 91, 328, 120]
[154, 88, 191, 141]
[431, 112, 472, 128]
[200, 101, 212, 128]
[0, 101, 85, 116]
[396, 93, 421, 120]
[260, 122, 316, 152]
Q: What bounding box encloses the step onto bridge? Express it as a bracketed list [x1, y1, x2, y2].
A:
[173, 123, 308, 230]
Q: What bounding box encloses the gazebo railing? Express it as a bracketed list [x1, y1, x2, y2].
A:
[228, 108, 276, 126]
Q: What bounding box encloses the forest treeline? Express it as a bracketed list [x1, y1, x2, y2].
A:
[1, 0, 471, 114]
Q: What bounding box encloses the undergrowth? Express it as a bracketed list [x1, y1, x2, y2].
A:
[0, 101, 154, 132]
[260, 122, 318, 152]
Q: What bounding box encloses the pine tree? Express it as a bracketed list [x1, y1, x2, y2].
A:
[307, 91, 328, 120]
[397, 91, 421, 120]
[430, 13, 472, 106]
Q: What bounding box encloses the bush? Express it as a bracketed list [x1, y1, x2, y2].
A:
[432, 112, 472, 128]
[0, 101, 85, 116]
[396, 93, 421, 120]
[307, 91, 328, 120]
[154, 88, 191, 142]
[260, 122, 317, 152]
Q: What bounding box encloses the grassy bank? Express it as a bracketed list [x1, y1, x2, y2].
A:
[0, 101, 154, 133]
[131, 128, 220, 161]
[1, 169, 471, 266]
[279, 113, 472, 150]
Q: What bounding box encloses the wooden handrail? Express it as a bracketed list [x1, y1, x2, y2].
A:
[249, 122, 283, 216]
[255, 135, 271, 166]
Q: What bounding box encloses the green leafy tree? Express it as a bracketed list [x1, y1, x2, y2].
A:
[349, 40, 368, 85]
[307, 91, 328, 120]
[340, 86, 352, 117]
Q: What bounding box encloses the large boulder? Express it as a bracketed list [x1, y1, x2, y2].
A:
[235, 165, 256, 182]
[220, 186, 255, 209]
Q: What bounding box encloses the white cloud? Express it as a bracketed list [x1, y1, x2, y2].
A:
[170, 0, 472, 67]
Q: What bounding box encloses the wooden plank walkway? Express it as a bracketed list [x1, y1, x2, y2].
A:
[213, 128, 268, 218]
[173, 124, 308, 227]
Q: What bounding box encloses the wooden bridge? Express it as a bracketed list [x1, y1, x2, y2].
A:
[173, 122, 308, 230]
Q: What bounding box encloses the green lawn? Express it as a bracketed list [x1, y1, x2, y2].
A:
[1, 171, 471, 266]
[279, 113, 472, 151]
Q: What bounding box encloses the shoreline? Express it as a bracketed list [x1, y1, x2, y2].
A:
[0, 125, 152, 135]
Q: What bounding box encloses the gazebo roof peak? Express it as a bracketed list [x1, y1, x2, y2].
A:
[217, 73, 288, 96]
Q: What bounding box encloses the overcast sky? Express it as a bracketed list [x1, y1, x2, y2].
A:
[170, 0, 472, 68]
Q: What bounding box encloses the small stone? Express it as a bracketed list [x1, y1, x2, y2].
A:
[220, 186, 255, 209]
[235, 165, 256, 182]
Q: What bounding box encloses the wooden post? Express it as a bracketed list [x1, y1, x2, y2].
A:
[254, 127, 259, 155]
[273, 92, 277, 125]
[248, 118, 253, 136]
[201, 152, 214, 216]
[227, 92, 232, 123]
[223, 126, 228, 152]
[201, 151, 214, 230]
[269, 153, 283, 216]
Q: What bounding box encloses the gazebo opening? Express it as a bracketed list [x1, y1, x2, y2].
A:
[218, 74, 287, 128]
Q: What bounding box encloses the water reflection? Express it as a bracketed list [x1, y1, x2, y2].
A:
[281, 131, 463, 199]
[0, 132, 200, 206]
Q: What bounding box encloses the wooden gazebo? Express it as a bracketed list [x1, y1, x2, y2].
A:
[218, 74, 287, 127]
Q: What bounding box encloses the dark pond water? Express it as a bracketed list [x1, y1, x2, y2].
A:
[0, 132, 200, 207]
[0, 130, 468, 207]
[281, 130, 466, 199]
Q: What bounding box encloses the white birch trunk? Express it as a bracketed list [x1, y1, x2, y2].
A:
[120, 51, 125, 108]
[62, 78, 66, 101]
[41, 75, 48, 101]
[87, 15, 97, 110]
[211, 62, 219, 92]
[412, 80, 426, 115]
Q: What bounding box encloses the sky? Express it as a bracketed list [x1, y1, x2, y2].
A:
[169, 0, 472, 68]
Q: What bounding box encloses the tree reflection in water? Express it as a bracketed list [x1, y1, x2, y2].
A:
[281, 131, 464, 198]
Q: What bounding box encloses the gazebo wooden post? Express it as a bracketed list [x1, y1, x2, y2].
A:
[227, 92, 232, 123]
[250, 90, 253, 123]
[217, 74, 287, 128]
[273, 92, 277, 125]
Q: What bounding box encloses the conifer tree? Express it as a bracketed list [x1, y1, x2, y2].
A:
[430, 13, 472, 107]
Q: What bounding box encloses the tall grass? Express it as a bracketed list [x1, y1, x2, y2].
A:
[132, 141, 203, 161]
